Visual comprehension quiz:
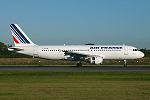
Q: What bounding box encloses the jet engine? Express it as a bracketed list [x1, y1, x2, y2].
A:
[64, 55, 75, 60]
[90, 56, 103, 65]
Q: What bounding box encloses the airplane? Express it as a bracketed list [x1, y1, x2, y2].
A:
[8, 24, 144, 66]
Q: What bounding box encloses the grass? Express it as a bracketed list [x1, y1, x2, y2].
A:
[0, 71, 150, 100]
[0, 57, 150, 66]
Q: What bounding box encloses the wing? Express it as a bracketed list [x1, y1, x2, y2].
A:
[63, 51, 101, 60]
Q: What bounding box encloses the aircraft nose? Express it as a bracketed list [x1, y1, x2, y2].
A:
[140, 52, 144, 58]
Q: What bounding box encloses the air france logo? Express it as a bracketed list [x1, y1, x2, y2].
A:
[90, 46, 122, 49]
[101, 47, 122, 49]
[90, 47, 99, 49]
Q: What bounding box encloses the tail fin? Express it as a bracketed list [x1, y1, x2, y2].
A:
[10, 24, 35, 46]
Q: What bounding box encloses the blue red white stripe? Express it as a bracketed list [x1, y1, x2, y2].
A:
[10, 24, 30, 44]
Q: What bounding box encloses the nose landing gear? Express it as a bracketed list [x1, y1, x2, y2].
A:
[124, 60, 127, 67]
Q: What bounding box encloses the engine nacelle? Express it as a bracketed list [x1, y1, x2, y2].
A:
[90, 56, 103, 65]
[64, 55, 75, 60]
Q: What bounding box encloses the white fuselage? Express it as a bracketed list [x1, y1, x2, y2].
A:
[9, 24, 145, 65]
[12, 45, 144, 60]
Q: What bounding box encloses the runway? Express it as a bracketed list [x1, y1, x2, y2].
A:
[0, 66, 150, 71]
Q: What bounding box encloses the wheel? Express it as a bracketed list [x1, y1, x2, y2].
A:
[77, 63, 82, 67]
[123, 60, 127, 67]
[124, 64, 127, 67]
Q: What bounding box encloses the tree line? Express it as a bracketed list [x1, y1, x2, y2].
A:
[0, 42, 31, 58]
[0, 42, 150, 58]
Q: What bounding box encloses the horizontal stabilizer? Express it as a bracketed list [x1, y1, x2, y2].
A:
[8, 47, 24, 51]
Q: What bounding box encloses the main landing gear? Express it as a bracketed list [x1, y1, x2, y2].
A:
[124, 60, 127, 67]
[77, 61, 82, 67]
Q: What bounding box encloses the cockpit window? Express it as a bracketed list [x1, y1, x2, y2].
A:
[133, 49, 138, 51]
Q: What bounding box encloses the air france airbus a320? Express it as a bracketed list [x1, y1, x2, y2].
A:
[8, 24, 144, 66]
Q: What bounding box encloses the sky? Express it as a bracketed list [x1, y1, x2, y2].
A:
[0, 0, 150, 49]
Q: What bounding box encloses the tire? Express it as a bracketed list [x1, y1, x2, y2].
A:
[77, 63, 82, 67]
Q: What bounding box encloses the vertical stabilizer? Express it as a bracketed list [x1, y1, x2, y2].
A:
[10, 24, 35, 46]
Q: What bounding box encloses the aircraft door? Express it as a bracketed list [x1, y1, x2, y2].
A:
[33, 46, 39, 58]
[124, 46, 128, 55]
